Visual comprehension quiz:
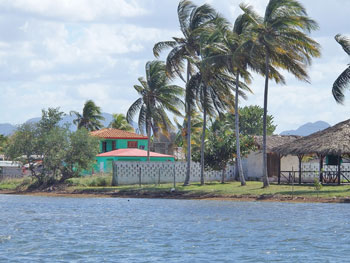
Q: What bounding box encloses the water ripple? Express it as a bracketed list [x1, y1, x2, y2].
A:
[1, 195, 350, 262]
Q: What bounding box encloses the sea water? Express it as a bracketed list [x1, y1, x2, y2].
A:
[1, 195, 349, 262]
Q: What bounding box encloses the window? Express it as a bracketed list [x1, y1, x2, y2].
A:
[127, 141, 138, 148]
[102, 141, 107, 152]
[112, 141, 116, 150]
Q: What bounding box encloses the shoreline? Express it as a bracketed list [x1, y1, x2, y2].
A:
[1, 189, 349, 203]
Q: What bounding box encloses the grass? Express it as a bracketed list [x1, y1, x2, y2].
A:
[71, 180, 350, 199]
[0, 177, 32, 190]
[2, 175, 350, 200]
[65, 174, 112, 187]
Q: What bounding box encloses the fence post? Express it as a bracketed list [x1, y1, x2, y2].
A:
[173, 164, 176, 189]
[139, 166, 142, 187]
[112, 162, 118, 186]
[158, 167, 161, 185]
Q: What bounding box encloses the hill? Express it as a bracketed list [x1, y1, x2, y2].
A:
[280, 121, 330, 136]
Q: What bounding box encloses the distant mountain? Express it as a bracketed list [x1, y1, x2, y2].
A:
[280, 121, 331, 136]
[0, 123, 16, 136]
[0, 112, 138, 135]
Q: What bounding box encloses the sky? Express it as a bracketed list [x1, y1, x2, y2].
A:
[0, 0, 349, 133]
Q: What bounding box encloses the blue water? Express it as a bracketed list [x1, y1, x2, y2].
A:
[1, 195, 349, 262]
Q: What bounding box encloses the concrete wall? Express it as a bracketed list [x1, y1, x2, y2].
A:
[242, 151, 299, 179]
[112, 161, 235, 185]
[242, 152, 262, 179]
[95, 156, 175, 173]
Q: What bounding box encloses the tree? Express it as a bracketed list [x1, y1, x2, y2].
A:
[6, 108, 99, 186]
[6, 123, 41, 181]
[108, 113, 134, 132]
[332, 34, 350, 103]
[70, 100, 105, 131]
[174, 111, 203, 154]
[126, 60, 184, 161]
[0, 135, 8, 155]
[59, 128, 99, 182]
[241, 0, 321, 187]
[192, 118, 255, 183]
[190, 59, 248, 185]
[153, 0, 217, 185]
[224, 105, 276, 136]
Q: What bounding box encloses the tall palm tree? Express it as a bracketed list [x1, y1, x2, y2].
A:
[153, 0, 217, 185]
[108, 113, 134, 132]
[190, 56, 249, 185]
[241, 0, 320, 187]
[332, 34, 350, 104]
[127, 60, 184, 161]
[70, 100, 105, 131]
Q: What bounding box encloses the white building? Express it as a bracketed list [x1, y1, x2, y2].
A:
[242, 135, 300, 181]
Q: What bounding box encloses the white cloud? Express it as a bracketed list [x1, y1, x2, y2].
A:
[0, 0, 147, 22]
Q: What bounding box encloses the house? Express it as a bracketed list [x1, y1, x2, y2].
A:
[90, 128, 149, 153]
[90, 128, 175, 173]
[242, 135, 300, 181]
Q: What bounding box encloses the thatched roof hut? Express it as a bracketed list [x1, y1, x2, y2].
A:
[273, 119, 350, 156]
[254, 135, 301, 152]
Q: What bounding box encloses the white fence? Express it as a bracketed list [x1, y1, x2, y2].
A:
[112, 161, 235, 185]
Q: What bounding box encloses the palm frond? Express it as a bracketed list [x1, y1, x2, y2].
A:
[332, 66, 350, 104]
[335, 34, 350, 56]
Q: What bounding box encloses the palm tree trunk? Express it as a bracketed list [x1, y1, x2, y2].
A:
[147, 119, 151, 161]
[200, 106, 207, 185]
[184, 61, 191, 186]
[262, 50, 270, 188]
[235, 73, 246, 186]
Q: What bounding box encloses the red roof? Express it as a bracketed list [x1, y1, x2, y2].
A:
[97, 148, 174, 158]
[90, 128, 147, 139]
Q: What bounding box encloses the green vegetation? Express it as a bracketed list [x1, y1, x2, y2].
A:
[71, 181, 350, 199]
[0, 134, 8, 154]
[108, 113, 134, 132]
[66, 174, 112, 187]
[332, 34, 350, 104]
[2, 175, 350, 201]
[0, 177, 32, 190]
[70, 100, 105, 131]
[127, 60, 184, 161]
[5, 108, 99, 186]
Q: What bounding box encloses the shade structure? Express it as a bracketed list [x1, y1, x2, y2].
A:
[254, 135, 301, 152]
[273, 119, 350, 156]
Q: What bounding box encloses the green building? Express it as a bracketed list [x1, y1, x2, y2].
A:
[90, 128, 175, 173]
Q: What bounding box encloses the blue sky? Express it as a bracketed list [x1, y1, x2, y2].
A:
[0, 0, 349, 133]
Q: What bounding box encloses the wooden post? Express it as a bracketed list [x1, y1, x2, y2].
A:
[278, 154, 281, 185]
[297, 154, 304, 185]
[112, 162, 118, 186]
[338, 155, 341, 185]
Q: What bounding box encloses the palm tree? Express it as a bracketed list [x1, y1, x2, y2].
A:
[332, 34, 350, 103]
[174, 112, 203, 160]
[126, 60, 184, 161]
[202, 16, 254, 186]
[70, 100, 105, 131]
[108, 113, 134, 132]
[153, 0, 217, 185]
[241, 0, 321, 187]
[190, 55, 249, 185]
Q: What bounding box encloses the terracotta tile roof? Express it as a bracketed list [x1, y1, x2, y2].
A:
[90, 128, 148, 139]
[97, 148, 174, 158]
